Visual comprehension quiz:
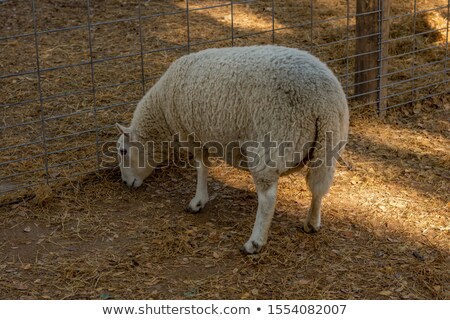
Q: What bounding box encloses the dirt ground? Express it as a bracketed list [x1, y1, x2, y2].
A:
[0, 0, 449, 300]
[1, 101, 449, 300]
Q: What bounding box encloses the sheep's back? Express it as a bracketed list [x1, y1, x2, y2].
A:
[156, 45, 347, 145]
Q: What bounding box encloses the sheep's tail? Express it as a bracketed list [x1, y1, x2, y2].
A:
[306, 107, 348, 196]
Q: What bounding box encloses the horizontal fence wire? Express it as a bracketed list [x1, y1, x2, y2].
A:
[1, 0, 449, 197]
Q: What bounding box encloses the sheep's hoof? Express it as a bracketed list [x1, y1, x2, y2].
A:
[240, 240, 262, 255]
[184, 200, 204, 213]
[303, 221, 320, 234]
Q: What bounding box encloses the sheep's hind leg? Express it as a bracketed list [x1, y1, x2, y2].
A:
[185, 159, 209, 213]
[241, 174, 279, 254]
[303, 164, 335, 233]
[304, 194, 323, 233]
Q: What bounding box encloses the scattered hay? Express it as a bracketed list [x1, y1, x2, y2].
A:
[1, 103, 449, 300]
[1, 0, 448, 190]
[0, 0, 449, 300]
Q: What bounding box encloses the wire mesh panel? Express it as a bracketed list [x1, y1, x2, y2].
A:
[1, 0, 449, 197]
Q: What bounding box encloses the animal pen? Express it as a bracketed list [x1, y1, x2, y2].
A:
[1, 0, 449, 197]
[0, 0, 449, 301]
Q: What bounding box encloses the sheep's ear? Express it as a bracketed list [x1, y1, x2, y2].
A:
[115, 123, 131, 137]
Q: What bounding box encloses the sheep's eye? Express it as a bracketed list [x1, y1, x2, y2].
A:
[119, 148, 127, 156]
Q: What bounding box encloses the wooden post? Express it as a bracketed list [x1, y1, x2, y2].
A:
[355, 0, 379, 102]
[355, 0, 391, 110]
[378, 0, 391, 113]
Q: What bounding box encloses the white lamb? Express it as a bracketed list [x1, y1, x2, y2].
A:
[116, 45, 349, 254]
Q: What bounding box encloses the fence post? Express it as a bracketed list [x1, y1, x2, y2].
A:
[355, 0, 390, 113]
[377, 0, 391, 114]
[31, 0, 49, 183]
[355, 0, 378, 103]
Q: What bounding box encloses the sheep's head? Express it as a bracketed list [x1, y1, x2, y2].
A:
[116, 123, 154, 188]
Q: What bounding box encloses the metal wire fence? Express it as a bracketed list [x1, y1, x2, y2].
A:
[1, 0, 449, 197]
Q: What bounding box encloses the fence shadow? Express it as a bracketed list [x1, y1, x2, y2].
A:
[346, 131, 449, 203]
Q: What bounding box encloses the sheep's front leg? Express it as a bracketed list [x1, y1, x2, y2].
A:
[185, 159, 209, 213]
[241, 178, 278, 254]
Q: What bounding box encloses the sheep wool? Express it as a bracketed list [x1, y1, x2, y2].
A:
[117, 45, 349, 254]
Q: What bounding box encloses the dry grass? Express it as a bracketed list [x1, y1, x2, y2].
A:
[1, 0, 448, 188]
[0, 0, 449, 299]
